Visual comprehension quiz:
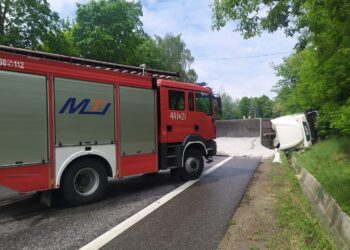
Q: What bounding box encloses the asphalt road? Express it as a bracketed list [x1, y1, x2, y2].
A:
[0, 156, 259, 250]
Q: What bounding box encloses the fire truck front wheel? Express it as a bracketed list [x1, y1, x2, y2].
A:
[61, 158, 108, 206]
[181, 148, 204, 181]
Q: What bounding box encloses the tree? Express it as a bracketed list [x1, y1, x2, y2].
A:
[186, 69, 198, 84]
[131, 35, 163, 69]
[220, 92, 241, 119]
[156, 34, 198, 82]
[38, 19, 80, 56]
[272, 52, 301, 114]
[212, 0, 305, 39]
[0, 0, 61, 49]
[72, 1, 198, 81]
[0, 0, 200, 85]
[257, 95, 274, 118]
[237, 95, 275, 118]
[239, 97, 251, 118]
[212, 0, 350, 136]
[249, 97, 259, 118]
[220, 93, 275, 119]
[73, 0, 144, 64]
[273, 47, 350, 136]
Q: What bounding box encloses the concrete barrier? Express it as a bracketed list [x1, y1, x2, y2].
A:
[216, 119, 261, 138]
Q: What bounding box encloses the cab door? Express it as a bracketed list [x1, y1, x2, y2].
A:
[186, 91, 199, 136]
[192, 92, 215, 140]
[164, 88, 194, 143]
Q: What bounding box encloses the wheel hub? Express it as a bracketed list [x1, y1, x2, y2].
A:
[185, 157, 199, 173]
[73, 167, 100, 196]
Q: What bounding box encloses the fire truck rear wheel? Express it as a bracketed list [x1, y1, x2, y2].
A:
[61, 158, 107, 206]
[181, 148, 204, 181]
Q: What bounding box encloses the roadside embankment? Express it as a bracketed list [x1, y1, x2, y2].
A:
[290, 138, 350, 248]
[219, 156, 335, 250]
[293, 138, 350, 215]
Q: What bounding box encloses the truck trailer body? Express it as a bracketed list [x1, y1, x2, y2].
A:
[0, 46, 219, 205]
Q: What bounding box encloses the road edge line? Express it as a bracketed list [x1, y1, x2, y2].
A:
[80, 156, 233, 250]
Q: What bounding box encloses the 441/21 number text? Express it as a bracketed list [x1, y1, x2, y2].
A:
[170, 112, 187, 121]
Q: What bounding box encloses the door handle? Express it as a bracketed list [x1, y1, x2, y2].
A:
[194, 125, 199, 131]
[167, 125, 172, 132]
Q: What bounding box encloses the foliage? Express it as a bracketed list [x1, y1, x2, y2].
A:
[239, 96, 251, 118]
[219, 91, 275, 120]
[257, 95, 274, 118]
[247, 96, 274, 118]
[131, 35, 163, 69]
[212, 0, 305, 39]
[73, 1, 198, 79]
[156, 34, 197, 82]
[212, 0, 350, 136]
[0, 0, 61, 49]
[274, 45, 350, 136]
[73, 0, 144, 64]
[38, 19, 80, 56]
[0, 0, 198, 82]
[220, 92, 241, 119]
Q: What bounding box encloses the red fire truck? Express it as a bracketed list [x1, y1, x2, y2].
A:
[0, 46, 220, 205]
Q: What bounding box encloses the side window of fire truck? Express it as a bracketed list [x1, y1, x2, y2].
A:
[188, 93, 194, 111]
[169, 90, 185, 110]
[195, 92, 212, 115]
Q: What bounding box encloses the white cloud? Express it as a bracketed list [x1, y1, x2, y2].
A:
[140, 0, 296, 99]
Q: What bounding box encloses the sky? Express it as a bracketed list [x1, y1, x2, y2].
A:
[47, 0, 296, 99]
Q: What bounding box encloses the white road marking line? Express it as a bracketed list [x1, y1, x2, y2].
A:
[80, 156, 233, 250]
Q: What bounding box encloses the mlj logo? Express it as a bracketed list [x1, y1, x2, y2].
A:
[59, 97, 111, 115]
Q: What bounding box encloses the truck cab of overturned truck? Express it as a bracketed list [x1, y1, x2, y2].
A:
[271, 113, 314, 150]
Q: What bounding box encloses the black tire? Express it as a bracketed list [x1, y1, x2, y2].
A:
[61, 158, 107, 206]
[180, 148, 204, 181]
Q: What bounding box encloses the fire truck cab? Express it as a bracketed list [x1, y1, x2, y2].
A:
[0, 46, 219, 205]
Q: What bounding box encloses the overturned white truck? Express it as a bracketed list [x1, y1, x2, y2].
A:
[261, 112, 318, 151]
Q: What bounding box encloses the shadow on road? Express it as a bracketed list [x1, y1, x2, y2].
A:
[0, 170, 183, 224]
[0, 156, 228, 226]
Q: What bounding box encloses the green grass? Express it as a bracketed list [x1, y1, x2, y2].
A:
[294, 137, 350, 215]
[268, 154, 335, 249]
